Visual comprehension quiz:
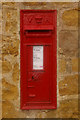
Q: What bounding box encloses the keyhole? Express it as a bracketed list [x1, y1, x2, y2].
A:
[32, 76, 34, 79]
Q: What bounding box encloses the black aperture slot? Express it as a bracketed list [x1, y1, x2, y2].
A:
[27, 30, 50, 34]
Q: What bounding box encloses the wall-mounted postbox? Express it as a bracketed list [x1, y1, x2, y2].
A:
[20, 10, 57, 109]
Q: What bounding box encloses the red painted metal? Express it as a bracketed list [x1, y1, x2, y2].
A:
[20, 10, 57, 109]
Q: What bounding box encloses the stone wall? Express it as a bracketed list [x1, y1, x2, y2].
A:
[1, 2, 79, 118]
[0, 2, 2, 120]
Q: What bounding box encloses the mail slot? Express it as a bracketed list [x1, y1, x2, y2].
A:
[25, 30, 52, 37]
[20, 10, 57, 109]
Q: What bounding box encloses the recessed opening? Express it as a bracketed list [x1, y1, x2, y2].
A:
[27, 30, 51, 34]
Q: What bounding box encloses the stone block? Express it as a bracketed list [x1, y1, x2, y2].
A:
[2, 2, 19, 8]
[58, 8, 78, 31]
[59, 74, 78, 96]
[59, 59, 66, 73]
[45, 99, 78, 118]
[2, 100, 28, 118]
[2, 7, 18, 36]
[62, 9, 78, 27]
[2, 100, 17, 118]
[59, 30, 78, 57]
[2, 60, 12, 73]
[72, 58, 78, 72]
[12, 63, 19, 83]
[2, 35, 19, 56]
[2, 78, 19, 100]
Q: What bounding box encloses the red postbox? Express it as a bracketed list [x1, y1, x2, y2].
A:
[20, 10, 57, 109]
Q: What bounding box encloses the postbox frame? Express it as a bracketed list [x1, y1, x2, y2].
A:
[20, 10, 57, 110]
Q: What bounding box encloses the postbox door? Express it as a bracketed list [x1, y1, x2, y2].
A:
[26, 45, 51, 102]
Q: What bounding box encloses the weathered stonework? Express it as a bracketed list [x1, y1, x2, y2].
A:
[0, 2, 2, 120]
[59, 59, 66, 73]
[2, 78, 19, 100]
[59, 74, 78, 96]
[2, 35, 19, 56]
[2, 60, 12, 73]
[12, 63, 19, 83]
[72, 58, 78, 72]
[62, 9, 78, 26]
[1, 1, 79, 119]
[45, 99, 78, 118]
[59, 30, 78, 57]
